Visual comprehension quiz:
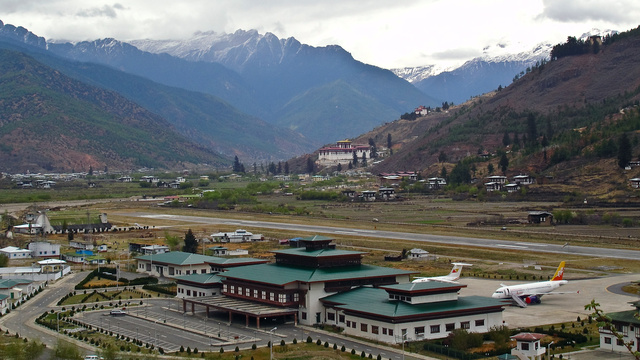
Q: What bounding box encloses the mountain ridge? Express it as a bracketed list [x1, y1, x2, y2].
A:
[0, 48, 224, 173]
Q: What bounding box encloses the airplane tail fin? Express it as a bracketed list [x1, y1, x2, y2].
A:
[445, 263, 472, 281]
[551, 261, 566, 281]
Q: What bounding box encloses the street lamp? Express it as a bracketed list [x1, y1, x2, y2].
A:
[269, 327, 277, 360]
[548, 340, 554, 359]
[400, 332, 408, 360]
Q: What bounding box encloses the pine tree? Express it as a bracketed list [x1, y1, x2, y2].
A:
[499, 153, 509, 174]
[182, 229, 198, 253]
[502, 131, 511, 147]
[618, 133, 632, 168]
[306, 157, 315, 174]
[361, 153, 367, 167]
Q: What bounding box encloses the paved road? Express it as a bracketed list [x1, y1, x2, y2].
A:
[123, 212, 640, 260]
[0, 271, 93, 349]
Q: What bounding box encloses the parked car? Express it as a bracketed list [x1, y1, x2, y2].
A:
[110, 309, 126, 316]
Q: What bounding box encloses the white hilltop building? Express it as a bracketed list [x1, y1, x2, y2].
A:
[316, 140, 371, 167]
[13, 212, 54, 234]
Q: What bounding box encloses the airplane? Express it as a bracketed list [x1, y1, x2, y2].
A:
[411, 262, 473, 283]
[491, 261, 574, 307]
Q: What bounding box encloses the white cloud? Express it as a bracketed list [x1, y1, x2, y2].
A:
[1, 0, 639, 68]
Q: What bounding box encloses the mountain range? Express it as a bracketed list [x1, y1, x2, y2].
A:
[1, 18, 626, 176]
[352, 26, 640, 200]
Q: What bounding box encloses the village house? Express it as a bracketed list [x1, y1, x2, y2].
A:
[361, 190, 377, 201]
[140, 175, 159, 183]
[378, 187, 396, 200]
[428, 177, 447, 189]
[512, 174, 535, 185]
[0, 246, 32, 259]
[505, 183, 521, 193]
[629, 178, 640, 188]
[486, 175, 508, 184]
[484, 182, 504, 192]
[528, 211, 554, 225]
[407, 248, 433, 260]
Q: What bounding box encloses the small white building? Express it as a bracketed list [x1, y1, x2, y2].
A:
[510, 332, 546, 360]
[141, 245, 170, 255]
[427, 177, 447, 189]
[69, 239, 95, 251]
[0, 278, 37, 302]
[512, 174, 535, 185]
[210, 229, 263, 243]
[28, 241, 61, 258]
[408, 248, 432, 260]
[0, 246, 32, 259]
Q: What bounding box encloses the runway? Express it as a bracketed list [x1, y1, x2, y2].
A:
[121, 212, 640, 260]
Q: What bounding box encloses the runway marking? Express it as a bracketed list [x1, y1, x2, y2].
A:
[517, 243, 548, 247]
[497, 244, 529, 249]
[334, 231, 358, 235]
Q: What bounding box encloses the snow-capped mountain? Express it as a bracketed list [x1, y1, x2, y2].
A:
[393, 29, 617, 105]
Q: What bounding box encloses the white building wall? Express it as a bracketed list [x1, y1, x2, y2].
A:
[336, 310, 503, 344]
[28, 242, 61, 257]
[136, 260, 210, 278]
[300, 282, 334, 326]
[599, 328, 638, 353]
[176, 284, 220, 298]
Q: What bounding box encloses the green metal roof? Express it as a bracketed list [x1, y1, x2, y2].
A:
[608, 310, 640, 326]
[272, 247, 365, 257]
[174, 273, 223, 285]
[299, 235, 334, 241]
[321, 287, 504, 318]
[207, 257, 268, 265]
[0, 278, 33, 289]
[137, 251, 267, 267]
[220, 263, 414, 286]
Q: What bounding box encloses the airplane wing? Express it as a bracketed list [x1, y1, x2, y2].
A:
[411, 277, 459, 284]
[538, 290, 580, 295]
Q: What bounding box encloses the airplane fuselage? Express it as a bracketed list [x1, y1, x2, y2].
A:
[492, 280, 568, 299]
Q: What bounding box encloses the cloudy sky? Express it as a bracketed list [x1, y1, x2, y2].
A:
[2, 0, 639, 69]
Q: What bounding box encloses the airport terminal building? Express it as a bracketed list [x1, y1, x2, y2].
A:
[179, 236, 505, 343]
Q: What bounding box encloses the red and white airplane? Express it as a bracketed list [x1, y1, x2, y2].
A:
[491, 261, 575, 307]
[411, 262, 473, 284]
